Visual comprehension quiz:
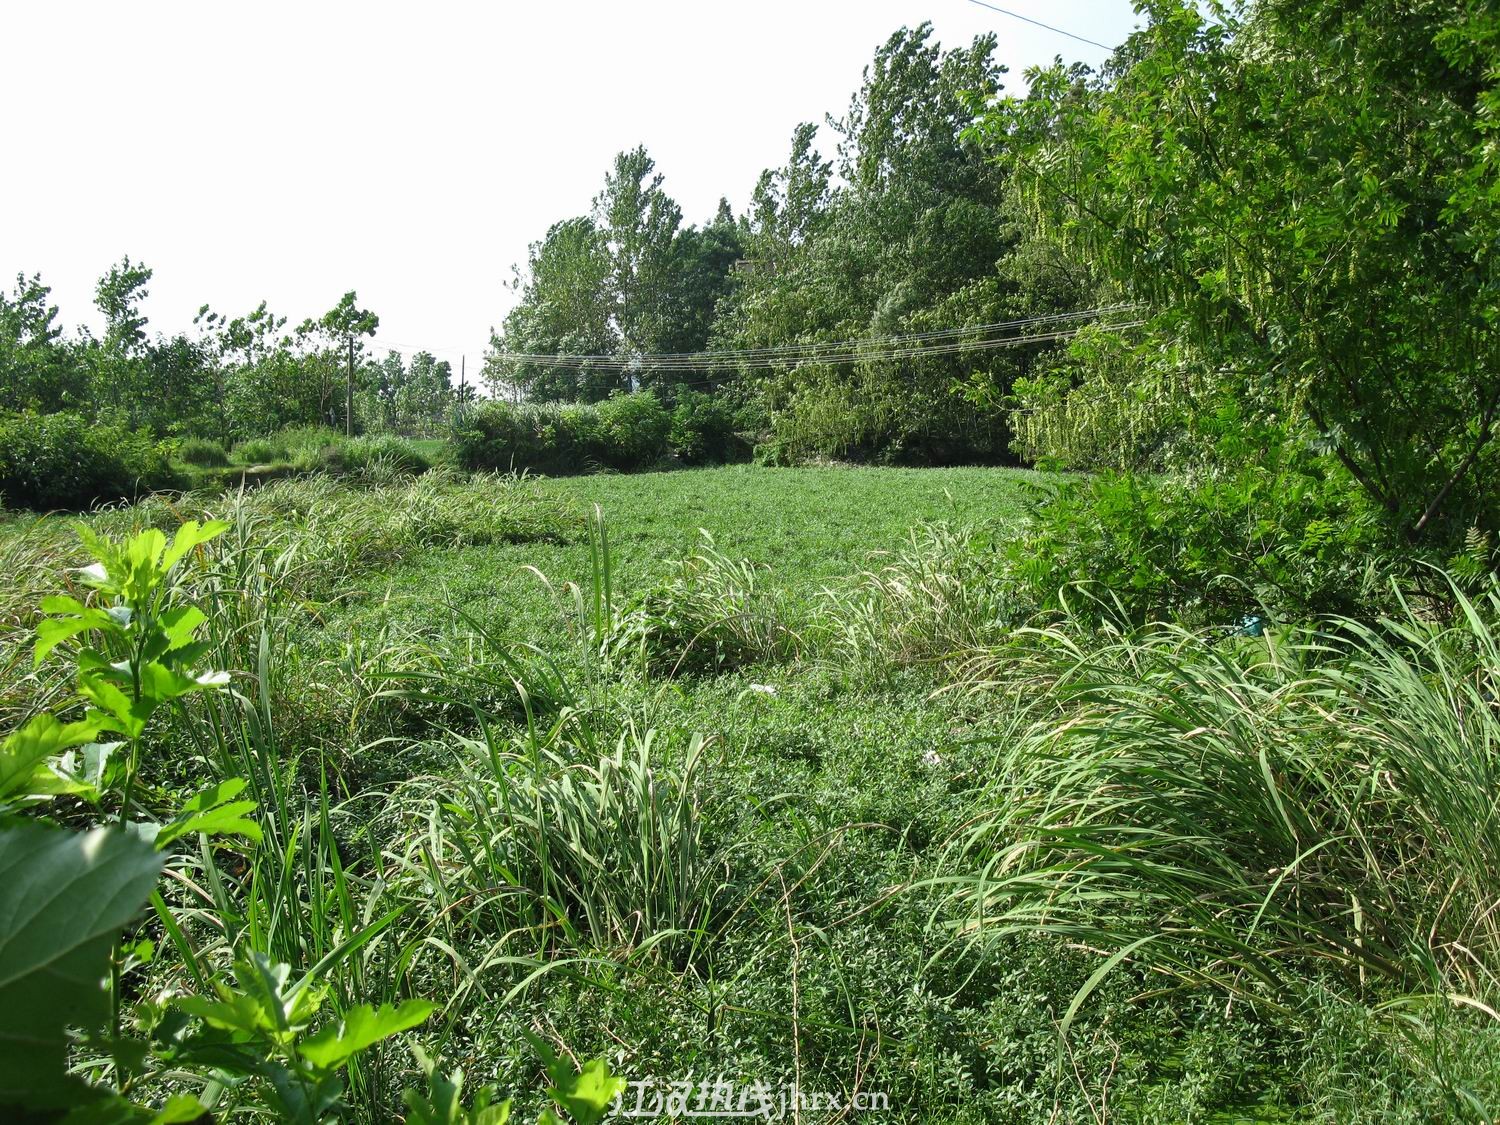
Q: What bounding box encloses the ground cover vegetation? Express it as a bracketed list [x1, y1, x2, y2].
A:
[5, 0, 1500, 1120]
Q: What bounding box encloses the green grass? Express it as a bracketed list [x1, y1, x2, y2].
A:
[6, 462, 1497, 1121]
[336, 465, 1042, 656]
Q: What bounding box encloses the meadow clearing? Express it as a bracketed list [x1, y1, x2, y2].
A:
[5, 3, 1499, 1117]
[6, 461, 1500, 1122]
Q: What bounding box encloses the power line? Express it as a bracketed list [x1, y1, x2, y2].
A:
[486, 305, 1142, 370]
[962, 0, 1114, 52]
[492, 317, 1146, 374]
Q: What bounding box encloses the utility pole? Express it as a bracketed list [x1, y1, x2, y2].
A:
[345, 336, 354, 437]
[459, 355, 466, 422]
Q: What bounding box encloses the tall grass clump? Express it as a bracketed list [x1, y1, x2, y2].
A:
[939, 587, 1500, 1031]
[176, 435, 230, 467]
[605, 531, 797, 678]
[408, 715, 731, 968]
[815, 523, 1016, 678]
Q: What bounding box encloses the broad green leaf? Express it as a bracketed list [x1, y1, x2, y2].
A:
[545, 1057, 625, 1125]
[0, 823, 163, 1111]
[401, 1061, 512, 1125]
[35, 615, 114, 668]
[138, 606, 210, 666]
[0, 714, 103, 806]
[161, 519, 230, 573]
[264, 1065, 344, 1125]
[300, 999, 436, 1070]
[79, 674, 154, 740]
[155, 778, 261, 848]
[176, 953, 324, 1044]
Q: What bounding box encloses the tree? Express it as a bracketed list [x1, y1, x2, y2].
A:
[716, 25, 1072, 463]
[486, 217, 621, 403]
[0, 274, 85, 413]
[309, 291, 379, 435]
[594, 146, 683, 360]
[986, 0, 1500, 542]
[94, 257, 152, 357]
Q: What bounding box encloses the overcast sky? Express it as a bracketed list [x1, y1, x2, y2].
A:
[0, 1, 1140, 368]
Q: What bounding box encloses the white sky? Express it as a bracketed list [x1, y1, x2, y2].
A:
[0, 1, 1140, 369]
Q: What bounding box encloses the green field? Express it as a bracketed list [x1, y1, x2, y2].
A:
[340, 465, 1039, 645]
[5, 463, 1498, 1122]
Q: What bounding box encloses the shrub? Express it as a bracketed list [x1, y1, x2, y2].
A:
[0, 411, 182, 511]
[752, 438, 795, 467]
[1010, 459, 1399, 626]
[669, 390, 746, 465]
[594, 391, 669, 469]
[454, 393, 672, 475]
[177, 436, 230, 467]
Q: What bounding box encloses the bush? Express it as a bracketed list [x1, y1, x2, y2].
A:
[454, 393, 672, 475]
[0, 411, 182, 511]
[669, 390, 746, 465]
[316, 433, 431, 476]
[230, 436, 288, 465]
[594, 392, 669, 469]
[176, 436, 230, 467]
[1010, 459, 1399, 626]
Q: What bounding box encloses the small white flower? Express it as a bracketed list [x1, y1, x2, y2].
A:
[748, 683, 778, 696]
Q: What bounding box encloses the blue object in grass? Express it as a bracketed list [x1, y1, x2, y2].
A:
[1237, 614, 1265, 637]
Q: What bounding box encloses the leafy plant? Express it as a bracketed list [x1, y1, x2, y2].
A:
[607, 531, 797, 677]
[167, 953, 434, 1123]
[0, 410, 181, 511]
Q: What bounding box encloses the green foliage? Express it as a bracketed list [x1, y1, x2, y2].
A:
[403, 1047, 512, 1124]
[530, 1035, 625, 1125]
[713, 24, 1091, 466]
[434, 719, 727, 966]
[0, 411, 181, 511]
[315, 433, 433, 476]
[668, 389, 745, 465]
[487, 150, 744, 404]
[984, 0, 1500, 543]
[454, 394, 670, 475]
[175, 436, 229, 467]
[592, 392, 668, 470]
[607, 531, 797, 677]
[232, 434, 290, 465]
[943, 588, 1500, 1043]
[0, 823, 163, 1113]
[815, 523, 1016, 675]
[0, 273, 86, 414]
[1009, 458, 1397, 625]
[171, 953, 433, 1123]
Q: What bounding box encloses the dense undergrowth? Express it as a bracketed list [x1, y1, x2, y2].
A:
[3, 465, 1499, 1121]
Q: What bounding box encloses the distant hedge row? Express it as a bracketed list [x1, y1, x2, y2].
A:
[0, 411, 183, 511]
[453, 391, 747, 475]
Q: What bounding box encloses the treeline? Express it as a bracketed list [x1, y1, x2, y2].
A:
[1, 262, 466, 444]
[484, 24, 1092, 466]
[487, 0, 1500, 603]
